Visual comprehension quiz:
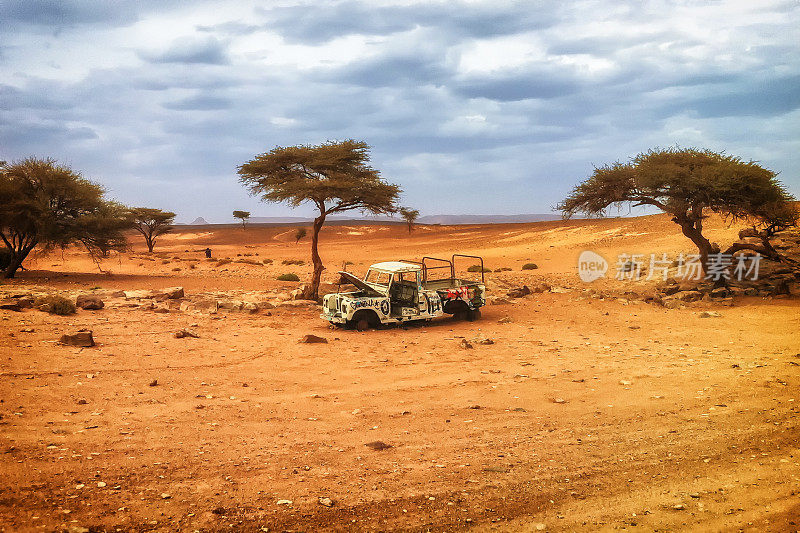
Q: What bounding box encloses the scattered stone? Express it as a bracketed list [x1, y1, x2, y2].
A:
[160, 287, 185, 299]
[482, 466, 510, 473]
[300, 334, 327, 344]
[96, 481, 106, 488]
[365, 441, 393, 451]
[76, 399, 87, 405]
[534, 524, 547, 531]
[531, 283, 551, 293]
[59, 331, 95, 347]
[468, 405, 481, 409]
[497, 316, 512, 324]
[506, 285, 531, 298]
[474, 338, 494, 345]
[698, 311, 721, 318]
[149, 379, 158, 387]
[489, 296, 512, 305]
[677, 290, 703, 302]
[318, 497, 334, 507]
[0, 300, 22, 312]
[160, 493, 171, 499]
[76, 294, 104, 310]
[550, 397, 566, 404]
[276, 499, 292, 505]
[619, 380, 632, 386]
[459, 339, 473, 349]
[174, 329, 199, 339]
[672, 503, 685, 510]
[709, 287, 730, 298]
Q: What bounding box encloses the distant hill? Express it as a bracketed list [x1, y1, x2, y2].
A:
[188, 217, 208, 225]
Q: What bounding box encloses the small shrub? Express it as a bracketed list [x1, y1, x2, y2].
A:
[215, 259, 232, 268]
[35, 295, 76, 315]
[277, 273, 300, 282]
[161, 259, 171, 265]
[282, 259, 304, 265]
[344, 261, 354, 266]
[467, 265, 490, 273]
[522, 263, 538, 270]
[494, 267, 512, 272]
[262, 258, 273, 264]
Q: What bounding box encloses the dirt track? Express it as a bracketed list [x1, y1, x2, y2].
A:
[1, 216, 799, 532]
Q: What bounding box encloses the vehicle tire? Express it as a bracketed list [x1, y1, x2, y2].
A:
[466, 308, 481, 321]
[355, 318, 370, 331]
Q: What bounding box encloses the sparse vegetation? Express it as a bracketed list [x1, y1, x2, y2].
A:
[282, 259, 304, 265]
[559, 147, 797, 274]
[277, 273, 300, 281]
[238, 139, 401, 299]
[0, 158, 130, 278]
[294, 227, 307, 244]
[467, 265, 491, 273]
[400, 207, 420, 234]
[495, 267, 512, 272]
[34, 295, 76, 315]
[130, 207, 176, 253]
[262, 258, 273, 264]
[233, 210, 250, 229]
[522, 263, 538, 270]
[215, 259, 232, 268]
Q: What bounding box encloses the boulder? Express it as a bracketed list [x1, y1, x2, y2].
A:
[0, 299, 22, 312]
[709, 287, 730, 298]
[59, 330, 95, 347]
[531, 283, 551, 293]
[76, 294, 104, 310]
[489, 296, 512, 305]
[161, 287, 185, 299]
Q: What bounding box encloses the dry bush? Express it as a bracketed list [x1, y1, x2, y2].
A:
[277, 273, 300, 281]
[35, 295, 76, 315]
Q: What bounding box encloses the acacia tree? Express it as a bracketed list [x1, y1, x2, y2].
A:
[294, 227, 307, 243]
[233, 210, 250, 229]
[130, 207, 175, 253]
[399, 207, 420, 234]
[558, 147, 797, 273]
[238, 140, 401, 299]
[0, 157, 130, 278]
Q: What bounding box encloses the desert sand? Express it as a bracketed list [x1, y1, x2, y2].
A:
[1, 214, 798, 532]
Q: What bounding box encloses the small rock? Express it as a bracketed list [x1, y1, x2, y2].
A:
[551, 398, 566, 404]
[161, 287, 185, 299]
[173, 329, 199, 339]
[672, 503, 685, 510]
[76, 399, 87, 405]
[619, 380, 632, 386]
[318, 497, 334, 507]
[497, 316, 512, 324]
[149, 379, 158, 387]
[59, 331, 95, 347]
[365, 441, 393, 450]
[535, 523, 547, 531]
[76, 295, 104, 310]
[300, 334, 327, 344]
[276, 499, 292, 505]
[160, 493, 171, 499]
[97, 481, 106, 488]
[506, 285, 531, 298]
[475, 338, 494, 345]
[698, 311, 721, 318]
[459, 339, 473, 349]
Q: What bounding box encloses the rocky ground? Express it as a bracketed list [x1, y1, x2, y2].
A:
[1, 216, 798, 532]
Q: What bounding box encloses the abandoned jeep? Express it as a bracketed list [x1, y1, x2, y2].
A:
[321, 255, 486, 330]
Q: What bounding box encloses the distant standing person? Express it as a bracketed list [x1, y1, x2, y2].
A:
[204, 247, 212, 258]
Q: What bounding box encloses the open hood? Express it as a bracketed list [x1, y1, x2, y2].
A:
[337, 271, 385, 296]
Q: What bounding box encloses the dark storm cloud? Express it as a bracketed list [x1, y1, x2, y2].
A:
[162, 95, 232, 111]
[454, 71, 581, 101]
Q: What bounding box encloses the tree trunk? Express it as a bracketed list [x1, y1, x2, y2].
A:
[676, 220, 714, 273]
[304, 212, 326, 300]
[146, 235, 154, 253]
[2, 246, 32, 279]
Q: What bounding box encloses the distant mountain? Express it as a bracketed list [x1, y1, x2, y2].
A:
[418, 214, 564, 224]
[248, 216, 319, 224]
[188, 217, 208, 225]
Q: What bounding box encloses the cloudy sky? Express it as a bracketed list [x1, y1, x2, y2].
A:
[1, 1, 798, 223]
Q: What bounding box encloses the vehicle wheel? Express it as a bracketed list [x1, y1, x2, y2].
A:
[466, 308, 481, 321]
[355, 318, 370, 331]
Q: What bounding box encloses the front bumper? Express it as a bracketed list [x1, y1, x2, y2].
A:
[320, 311, 347, 324]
